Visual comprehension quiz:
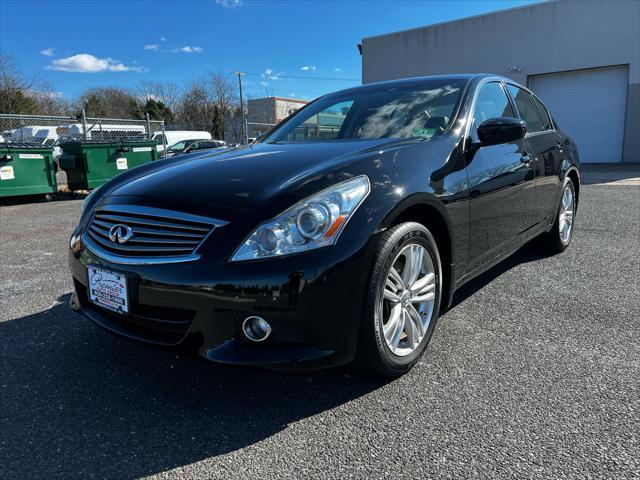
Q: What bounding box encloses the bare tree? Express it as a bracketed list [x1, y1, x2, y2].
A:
[0, 52, 71, 115]
[177, 78, 216, 133]
[174, 72, 241, 141]
[135, 80, 181, 114]
[78, 87, 141, 118]
[0, 52, 40, 114]
[207, 71, 239, 142]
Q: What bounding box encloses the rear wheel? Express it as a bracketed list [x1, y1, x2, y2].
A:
[542, 177, 576, 253]
[357, 222, 442, 377]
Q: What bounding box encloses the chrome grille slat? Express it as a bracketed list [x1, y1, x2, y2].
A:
[83, 204, 228, 264]
[87, 231, 194, 253]
[89, 225, 199, 246]
[93, 219, 203, 239]
[95, 213, 210, 233]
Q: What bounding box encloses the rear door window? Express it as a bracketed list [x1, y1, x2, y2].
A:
[507, 85, 544, 134]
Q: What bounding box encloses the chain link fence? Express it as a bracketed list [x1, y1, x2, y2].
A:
[0, 112, 165, 146]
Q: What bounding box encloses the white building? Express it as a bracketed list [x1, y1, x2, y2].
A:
[361, 0, 640, 164]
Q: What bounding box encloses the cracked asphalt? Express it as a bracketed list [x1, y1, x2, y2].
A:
[1, 182, 639, 479]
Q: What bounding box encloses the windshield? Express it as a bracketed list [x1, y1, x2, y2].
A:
[169, 141, 187, 152]
[263, 79, 467, 143]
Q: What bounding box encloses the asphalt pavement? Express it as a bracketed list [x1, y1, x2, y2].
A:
[1, 182, 639, 479]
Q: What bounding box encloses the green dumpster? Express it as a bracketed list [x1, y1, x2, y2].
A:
[58, 139, 158, 190]
[0, 143, 57, 198]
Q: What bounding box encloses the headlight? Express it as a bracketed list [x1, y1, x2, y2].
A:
[231, 175, 370, 261]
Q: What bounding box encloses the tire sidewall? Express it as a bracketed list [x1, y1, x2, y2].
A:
[557, 177, 576, 248]
[368, 223, 443, 373]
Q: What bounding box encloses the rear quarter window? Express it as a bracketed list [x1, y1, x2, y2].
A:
[533, 96, 553, 131]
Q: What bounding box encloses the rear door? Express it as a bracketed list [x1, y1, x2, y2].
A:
[465, 81, 536, 272]
[506, 84, 563, 226]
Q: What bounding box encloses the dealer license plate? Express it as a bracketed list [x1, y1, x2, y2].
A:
[87, 265, 129, 314]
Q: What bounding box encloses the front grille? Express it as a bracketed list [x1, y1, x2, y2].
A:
[84, 204, 227, 264]
[75, 279, 196, 344]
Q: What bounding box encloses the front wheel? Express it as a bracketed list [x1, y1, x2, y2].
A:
[542, 177, 576, 253]
[357, 222, 443, 377]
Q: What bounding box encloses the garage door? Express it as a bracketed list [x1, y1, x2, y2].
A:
[529, 66, 628, 163]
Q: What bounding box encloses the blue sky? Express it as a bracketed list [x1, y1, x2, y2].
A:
[0, 0, 541, 101]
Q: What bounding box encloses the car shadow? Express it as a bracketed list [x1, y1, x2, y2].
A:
[1, 296, 387, 479]
[3, 241, 553, 478]
[448, 240, 550, 310]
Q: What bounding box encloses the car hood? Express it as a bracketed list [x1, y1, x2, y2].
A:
[105, 139, 394, 221]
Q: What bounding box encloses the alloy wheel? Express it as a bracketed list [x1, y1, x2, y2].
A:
[381, 243, 437, 357]
[559, 183, 574, 243]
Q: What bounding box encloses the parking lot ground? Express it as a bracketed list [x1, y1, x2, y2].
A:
[1, 181, 639, 479]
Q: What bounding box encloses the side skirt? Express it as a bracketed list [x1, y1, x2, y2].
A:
[452, 220, 553, 295]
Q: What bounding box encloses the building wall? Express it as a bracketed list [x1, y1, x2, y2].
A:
[247, 97, 307, 139]
[274, 99, 307, 123]
[362, 0, 640, 162]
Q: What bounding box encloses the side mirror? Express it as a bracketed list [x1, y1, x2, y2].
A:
[477, 117, 526, 146]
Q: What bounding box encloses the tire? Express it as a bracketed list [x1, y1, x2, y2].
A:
[542, 176, 576, 253]
[357, 222, 443, 377]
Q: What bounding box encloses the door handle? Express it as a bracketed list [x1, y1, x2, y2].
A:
[520, 153, 532, 164]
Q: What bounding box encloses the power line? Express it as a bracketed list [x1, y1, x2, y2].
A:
[247, 87, 330, 97]
[244, 72, 361, 82]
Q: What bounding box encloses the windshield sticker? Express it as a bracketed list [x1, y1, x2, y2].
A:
[411, 128, 436, 139]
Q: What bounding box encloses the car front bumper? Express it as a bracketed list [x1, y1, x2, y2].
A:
[68, 229, 378, 371]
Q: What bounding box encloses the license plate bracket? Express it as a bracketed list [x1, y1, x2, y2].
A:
[87, 265, 130, 314]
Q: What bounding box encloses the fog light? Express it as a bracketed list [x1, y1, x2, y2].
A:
[242, 316, 272, 342]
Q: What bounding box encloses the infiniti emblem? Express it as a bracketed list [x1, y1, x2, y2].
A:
[109, 224, 134, 244]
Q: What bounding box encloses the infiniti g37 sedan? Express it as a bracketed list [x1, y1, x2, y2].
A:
[68, 74, 580, 376]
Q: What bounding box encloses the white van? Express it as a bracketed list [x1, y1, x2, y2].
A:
[57, 123, 147, 141]
[152, 130, 212, 154]
[8, 125, 59, 144]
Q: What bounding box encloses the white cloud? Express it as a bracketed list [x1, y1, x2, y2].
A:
[262, 68, 283, 80]
[333, 67, 344, 73]
[216, 0, 242, 7]
[300, 65, 316, 71]
[144, 44, 159, 51]
[47, 53, 145, 73]
[176, 46, 204, 53]
[260, 81, 269, 87]
[40, 48, 55, 57]
[160, 37, 167, 42]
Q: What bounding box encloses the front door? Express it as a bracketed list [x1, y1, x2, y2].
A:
[465, 81, 536, 273]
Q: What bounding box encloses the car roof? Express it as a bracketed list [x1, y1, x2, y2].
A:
[323, 73, 512, 98]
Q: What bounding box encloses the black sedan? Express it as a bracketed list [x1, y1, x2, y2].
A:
[165, 139, 226, 157]
[68, 74, 580, 376]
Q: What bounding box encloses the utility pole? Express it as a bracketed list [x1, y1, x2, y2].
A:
[234, 71, 246, 144]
